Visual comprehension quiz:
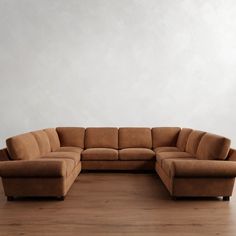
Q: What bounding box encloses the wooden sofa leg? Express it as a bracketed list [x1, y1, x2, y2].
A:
[223, 196, 230, 201]
[7, 196, 14, 201]
[57, 196, 65, 201]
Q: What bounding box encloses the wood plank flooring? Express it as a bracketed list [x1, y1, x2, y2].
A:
[0, 173, 236, 236]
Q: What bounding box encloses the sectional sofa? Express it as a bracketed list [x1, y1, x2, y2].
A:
[0, 127, 236, 201]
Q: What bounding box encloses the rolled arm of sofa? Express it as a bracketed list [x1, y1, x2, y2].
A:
[171, 160, 236, 178]
[0, 159, 66, 177]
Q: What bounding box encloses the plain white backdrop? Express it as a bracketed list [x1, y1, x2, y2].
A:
[0, 0, 236, 148]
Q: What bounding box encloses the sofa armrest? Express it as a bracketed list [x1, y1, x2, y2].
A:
[171, 160, 236, 178]
[0, 159, 66, 177]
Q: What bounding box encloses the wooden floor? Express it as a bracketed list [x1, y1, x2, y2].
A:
[0, 173, 236, 236]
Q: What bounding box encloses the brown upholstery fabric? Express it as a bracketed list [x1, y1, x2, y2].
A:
[0, 148, 10, 161]
[31, 130, 51, 155]
[41, 151, 81, 165]
[152, 127, 181, 148]
[44, 128, 60, 151]
[85, 128, 118, 149]
[156, 151, 195, 166]
[6, 133, 40, 160]
[56, 127, 85, 148]
[82, 148, 118, 161]
[55, 147, 83, 154]
[172, 178, 235, 197]
[176, 128, 193, 151]
[154, 147, 180, 153]
[185, 130, 206, 155]
[119, 128, 152, 149]
[119, 148, 155, 161]
[170, 159, 236, 177]
[228, 149, 236, 161]
[0, 159, 67, 177]
[196, 133, 231, 160]
[82, 160, 155, 171]
[1, 163, 81, 197]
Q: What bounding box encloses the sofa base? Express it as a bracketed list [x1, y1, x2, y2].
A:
[82, 160, 155, 171]
[155, 162, 235, 198]
[2, 162, 81, 199]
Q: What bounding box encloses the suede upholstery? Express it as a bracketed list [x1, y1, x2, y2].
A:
[119, 128, 152, 149]
[56, 127, 85, 148]
[196, 133, 231, 160]
[185, 130, 206, 155]
[152, 127, 181, 148]
[82, 148, 118, 161]
[176, 128, 193, 151]
[0, 159, 67, 177]
[156, 151, 195, 166]
[44, 128, 60, 151]
[0, 126, 236, 200]
[85, 128, 118, 149]
[154, 147, 180, 153]
[119, 148, 155, 161]
[6, 133, 40, 160]
[31, 130, 51, 155]
[42, 151, 81, 165]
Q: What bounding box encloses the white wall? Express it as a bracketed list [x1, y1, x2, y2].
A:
[0, 0, 236, 148]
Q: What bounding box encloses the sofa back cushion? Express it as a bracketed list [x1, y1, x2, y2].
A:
[85, 127, 118, 149]
[119, 128, 152, 149]
[6, 133, 40, 160]
[56, 127, 85, 148]
[152, 127, 181, 148]
[44, 128, 60, 151]
[31, 130, 51, 155]
[186, 130, 206, 155]
[196, 133, 231, 160]
[176, 128, 193, 151]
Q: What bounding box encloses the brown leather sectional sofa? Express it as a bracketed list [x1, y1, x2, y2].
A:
[0, 127, 236, 201]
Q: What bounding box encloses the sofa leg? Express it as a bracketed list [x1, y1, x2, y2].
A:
[7, 196, 14, 201]
[223, 196, 230, 201]
[57, 196, 65, 201]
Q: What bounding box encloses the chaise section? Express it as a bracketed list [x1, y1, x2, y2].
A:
[156, 131, 235, 199]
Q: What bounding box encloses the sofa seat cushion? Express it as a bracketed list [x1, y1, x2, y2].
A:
[119, 148, 155, 161]
[82, 148, 118, 161]
[41, 151, 81, 165]
[156, 151, 195, 167]
[55, 147, 83, 154]
[154, 147, 180, 153]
